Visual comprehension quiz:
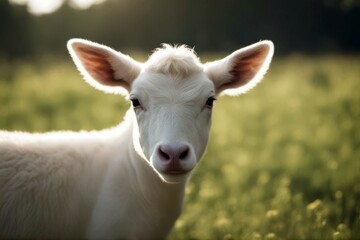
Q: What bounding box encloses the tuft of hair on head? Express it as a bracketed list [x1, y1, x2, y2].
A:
[145, 44, 203, 78]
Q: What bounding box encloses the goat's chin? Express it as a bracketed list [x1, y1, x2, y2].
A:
[158, 172, 191, 184]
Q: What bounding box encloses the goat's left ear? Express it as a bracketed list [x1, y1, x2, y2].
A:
[67, 38, 142, 95]
[204, 40, 274, 96]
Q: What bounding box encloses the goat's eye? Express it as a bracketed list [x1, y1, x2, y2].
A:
[130, 98, 141, 108]
[205, 96, 216, 108]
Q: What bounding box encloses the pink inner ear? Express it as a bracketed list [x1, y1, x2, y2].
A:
[228, 45, 269, 88]
[74, 45, 128, 88]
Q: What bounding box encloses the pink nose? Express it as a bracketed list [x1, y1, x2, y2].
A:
[158, 144, 190, 162]
[157, 144, 190, 174]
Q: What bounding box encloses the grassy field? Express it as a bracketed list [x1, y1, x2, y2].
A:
[0, 54, 359, 239]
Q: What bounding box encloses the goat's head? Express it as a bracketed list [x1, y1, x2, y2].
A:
[67, 39, 274, 183]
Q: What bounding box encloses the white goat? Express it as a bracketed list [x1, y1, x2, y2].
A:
[0, 39, 274, 239]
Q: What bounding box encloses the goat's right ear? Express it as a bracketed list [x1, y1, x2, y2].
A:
[67, 38, 142, 95]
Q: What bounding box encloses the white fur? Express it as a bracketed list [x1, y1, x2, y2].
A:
[0, 39, 274, 239]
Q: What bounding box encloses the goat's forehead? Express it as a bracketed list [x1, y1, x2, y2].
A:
[131, 72, 214, 100]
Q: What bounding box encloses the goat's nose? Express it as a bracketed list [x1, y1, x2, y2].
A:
[158, 144, 190, 162]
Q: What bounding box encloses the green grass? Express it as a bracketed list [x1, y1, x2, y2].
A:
[1, 54, 359, 239]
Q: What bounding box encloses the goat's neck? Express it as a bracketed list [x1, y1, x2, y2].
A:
[87, 111, 186, 238]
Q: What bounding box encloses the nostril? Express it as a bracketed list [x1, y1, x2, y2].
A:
[179, 148, 189, 160]
[158, 147, 170, 161]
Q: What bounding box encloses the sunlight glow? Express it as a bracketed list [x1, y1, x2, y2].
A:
[70, 0, 107, 9]
[9, 0, 107, 15]
[10, 0, 63, 15]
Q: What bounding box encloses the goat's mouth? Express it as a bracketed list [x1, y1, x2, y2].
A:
[156, 166, 193, 183]
[160, 170, 192, 184]
[162, 163, 192, 176]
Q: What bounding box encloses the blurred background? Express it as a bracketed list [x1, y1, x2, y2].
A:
[1, 0, 359, 59]
[0, 0, 359, 239]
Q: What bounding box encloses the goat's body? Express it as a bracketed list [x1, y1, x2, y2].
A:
[0, 111, 183, 239]
[0, 39, 273, 239]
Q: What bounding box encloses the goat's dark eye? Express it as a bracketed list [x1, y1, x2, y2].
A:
[205, 96, 216, 108]
[130, 98, 141, 108]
